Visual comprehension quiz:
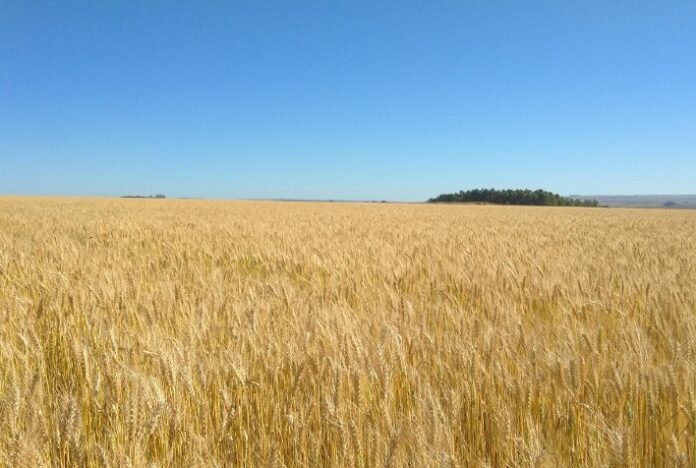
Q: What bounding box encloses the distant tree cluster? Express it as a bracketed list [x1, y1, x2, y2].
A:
[121, 194, 166, 199]
[428, 188, 598, 207]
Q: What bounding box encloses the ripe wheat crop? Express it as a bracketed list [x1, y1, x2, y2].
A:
[0, 197, 695, 467]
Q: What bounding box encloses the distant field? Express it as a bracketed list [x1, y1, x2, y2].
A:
[1, 197, 695, 466]
[574, 194, 696, 209]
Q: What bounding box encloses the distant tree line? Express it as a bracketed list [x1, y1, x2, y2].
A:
[121, 194, 166, 199]
[428, 188, 598, 207]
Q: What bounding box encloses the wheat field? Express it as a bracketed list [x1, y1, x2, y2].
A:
[0, 197, 694, 467]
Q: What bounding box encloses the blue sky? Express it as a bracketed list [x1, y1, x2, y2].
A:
[1, 1, 695, 200]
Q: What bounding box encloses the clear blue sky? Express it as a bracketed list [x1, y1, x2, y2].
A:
[2, 1, 695, 200]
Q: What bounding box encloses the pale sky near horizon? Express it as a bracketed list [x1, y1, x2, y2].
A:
[1, 1, 695, 201]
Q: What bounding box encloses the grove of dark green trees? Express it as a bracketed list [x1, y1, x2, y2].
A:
[428, 188, 598, 207]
